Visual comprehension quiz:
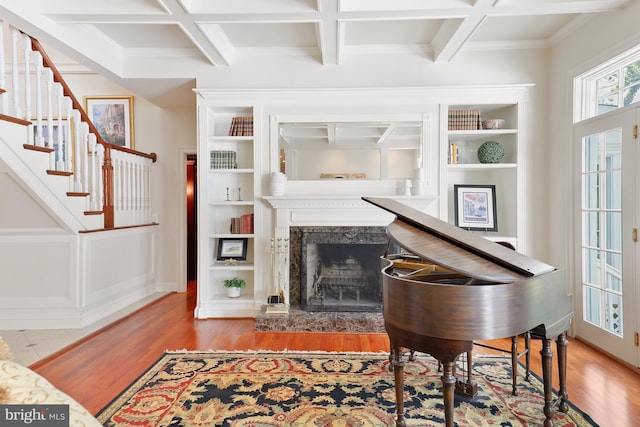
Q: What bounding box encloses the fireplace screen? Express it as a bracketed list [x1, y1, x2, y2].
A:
[290, 226, 390, 312]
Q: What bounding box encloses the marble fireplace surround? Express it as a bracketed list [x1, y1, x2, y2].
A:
[256, 196, 433, 332]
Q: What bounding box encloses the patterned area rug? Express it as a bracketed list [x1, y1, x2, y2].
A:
[97, 351, 598, 427]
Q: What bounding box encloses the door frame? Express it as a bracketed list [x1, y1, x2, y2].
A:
[572, 106, 639, 366]
[177, 147, 197, 293]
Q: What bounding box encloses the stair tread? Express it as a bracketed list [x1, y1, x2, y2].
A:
[47, 170, 73, 176]
[24, 143, 54, 153]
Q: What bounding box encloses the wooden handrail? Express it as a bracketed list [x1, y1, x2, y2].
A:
[27, 35, 157, 228]
[111, 143, 157, 161]
[29, 37, 158, 162]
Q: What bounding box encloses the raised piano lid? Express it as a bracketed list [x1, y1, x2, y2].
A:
[363, 197, 555, 282]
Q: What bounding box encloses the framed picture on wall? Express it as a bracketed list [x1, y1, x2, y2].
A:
[84, 95, 134, 149]
[454, 184, 498, 231]
[216, 238, 248, 261]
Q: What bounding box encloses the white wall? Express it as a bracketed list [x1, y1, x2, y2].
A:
[548, 1, 640, 270]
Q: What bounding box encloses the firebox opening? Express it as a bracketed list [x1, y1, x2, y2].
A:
[291, 226, 394, 313]
[303, 242, 385, 312]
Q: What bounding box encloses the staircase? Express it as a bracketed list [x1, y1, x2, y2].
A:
[0, 22, 157, 232]
[0, 22, 162, 330]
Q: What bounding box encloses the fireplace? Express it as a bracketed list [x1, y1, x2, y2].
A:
[289, 226, 391, 312]
[256, 195, 433, 332]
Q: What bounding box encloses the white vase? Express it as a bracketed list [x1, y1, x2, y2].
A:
[270, 172, 286, 196]
[227, 287, 241, 298]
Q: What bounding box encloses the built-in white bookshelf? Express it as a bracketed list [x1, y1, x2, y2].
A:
[443, 103, 522, 249]
[196, 104, 262, 318]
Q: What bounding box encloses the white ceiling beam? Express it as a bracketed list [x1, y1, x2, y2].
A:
[317, 0, 339, 65]
[431, 0, 495, 63]
[490, 0, 631, 16]
[157, 0, 230, 67]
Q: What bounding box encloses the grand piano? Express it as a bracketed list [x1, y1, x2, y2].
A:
[363, 197, 574, 427]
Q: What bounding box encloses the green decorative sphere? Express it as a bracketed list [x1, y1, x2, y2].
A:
[477, 140, 505, 164]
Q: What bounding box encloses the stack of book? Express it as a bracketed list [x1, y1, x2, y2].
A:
[448, 110, 481, 130]
[230, 213, 254, 234]
[210, 151, 237, 169]
[228, 117, 253, 136]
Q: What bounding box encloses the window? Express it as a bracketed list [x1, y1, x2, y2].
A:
[581, 129, 623, 336]
[574, 45, 640, 122]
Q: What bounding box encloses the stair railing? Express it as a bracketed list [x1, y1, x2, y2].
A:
[0, 22, 157, 229]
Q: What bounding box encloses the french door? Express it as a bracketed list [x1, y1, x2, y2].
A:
[573, 107, 639, 366]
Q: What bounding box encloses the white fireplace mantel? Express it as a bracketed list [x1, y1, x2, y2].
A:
[264, 194, 437, 229]
[264, 195, 436, 218]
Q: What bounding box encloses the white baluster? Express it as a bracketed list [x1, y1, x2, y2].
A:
[34, 51, 44, 148]
[10, 28, 20, 118]
[88, 133, 98, 211]
[145, 160, 151, 222]
[44, 68, 54, 152]
[134, 160, 140, 221]
[0, 21, 7, 115]
[112, 153, 120, 214]
[73, 109, 82, 191]
[21, 34, 31, 122]
[56, 113, 64, 171]
[64, 97, 72, 174]
[96, 143, 105, 215]
[55, 83, 64, 171]
[80, 122, 89, 194]
[125, 158, 131, 213]
[136, 157, 144, 224]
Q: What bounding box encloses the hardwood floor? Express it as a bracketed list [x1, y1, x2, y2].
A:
[31, 281, 640, 426]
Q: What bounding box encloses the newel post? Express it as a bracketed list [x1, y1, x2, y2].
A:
[102, 144, 115, 228]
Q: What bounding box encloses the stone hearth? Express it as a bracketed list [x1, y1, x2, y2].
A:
[254, 306, 384, 333]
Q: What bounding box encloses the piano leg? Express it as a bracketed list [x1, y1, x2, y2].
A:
[525, 331, 531, 381]
[511, 337, 518, 395]
[540, 333, 570, 427]
[541, 338, 554, 427]
[441, 360, 457, 427]
[557, 332, 570, 413]
[390, 346, 407, 427]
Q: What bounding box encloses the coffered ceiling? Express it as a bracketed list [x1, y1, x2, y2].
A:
[0, 0, 632, 105]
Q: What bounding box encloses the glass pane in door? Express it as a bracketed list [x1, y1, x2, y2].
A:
[581, 128, 623, 337]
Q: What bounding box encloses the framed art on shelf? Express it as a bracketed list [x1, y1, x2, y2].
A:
[454, 184, 498, 231]
[216, 238, 248, 261]
[84, 95, 134, 149]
